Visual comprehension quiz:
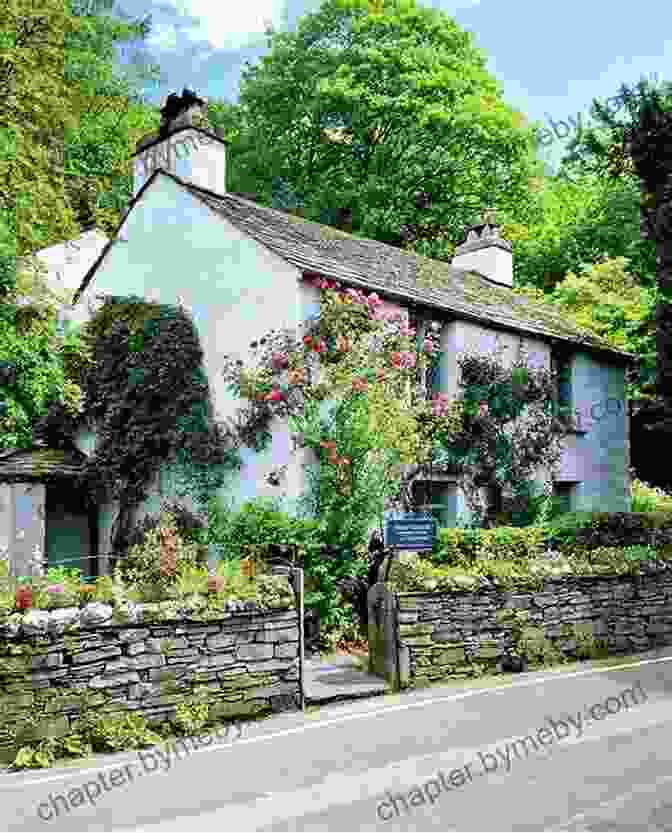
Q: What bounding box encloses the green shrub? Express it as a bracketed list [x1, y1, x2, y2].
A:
[78, 713, 163, 753]
[546, 510, 672, 553]
[499, 483, 568, 528]
[631, 478, 672, 513]
[203, 495, 358, 632]
[173, 694, 210, 735]
[117, 507, 207, 593]
[203, 495, 322, 560]
[432, 527, 482, 565]
[433, 525, 546, 565]
[542, 511, 599, 550]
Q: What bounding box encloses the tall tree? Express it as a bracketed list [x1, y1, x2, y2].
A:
[502, 172, 656, 294]
[562, 77, 672, 489]
[0, 0, 162, 300]
[61, 0, 164, 236]
[0, 0, 83, 298]
[228, 0, 542, 262]
[0, 0, 161, 449]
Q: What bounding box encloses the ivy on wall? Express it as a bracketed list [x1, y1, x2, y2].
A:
[39, 295, 242, 554]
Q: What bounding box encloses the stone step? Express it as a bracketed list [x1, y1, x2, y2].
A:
[303, 655, 391, 705]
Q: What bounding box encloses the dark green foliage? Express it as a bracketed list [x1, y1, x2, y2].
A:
[122, 500, 209, 554]
[544, 510, 672, 552]
[202, 495, 366, 632]
[56, 295, 242, 555]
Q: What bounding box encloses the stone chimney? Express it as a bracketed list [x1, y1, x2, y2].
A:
[132, 88, 227, 197]
[158, 88, 206, 135]
[451, 209, 513, 287]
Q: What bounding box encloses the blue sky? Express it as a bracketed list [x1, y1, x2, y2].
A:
[115, 0, 671, 171]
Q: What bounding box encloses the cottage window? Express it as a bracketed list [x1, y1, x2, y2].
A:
[552, 482, 576, 514]
[411, 480, 452, 526]
[411, 317, 442, 399]
[551, 348, 573, 423]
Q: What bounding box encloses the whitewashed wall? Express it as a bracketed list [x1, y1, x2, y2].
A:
[133, 129, 227, 198]
[69, 174, 314, 551]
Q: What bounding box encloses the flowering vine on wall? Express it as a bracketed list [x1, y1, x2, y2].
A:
[220, 274, 570, 532]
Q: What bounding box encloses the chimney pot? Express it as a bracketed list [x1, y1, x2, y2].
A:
[134, 88, 226, 196]
[159, 88, 206, 136]
[452, 208, 513, 287]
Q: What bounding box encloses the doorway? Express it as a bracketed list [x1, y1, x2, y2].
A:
[45, 482, 98, 580]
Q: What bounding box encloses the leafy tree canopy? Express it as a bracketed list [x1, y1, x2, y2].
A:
[226, 0, 542, 261]
[0, 0, 162, 449]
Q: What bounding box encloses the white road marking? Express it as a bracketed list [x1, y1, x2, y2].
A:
[124, 696, 672, 832]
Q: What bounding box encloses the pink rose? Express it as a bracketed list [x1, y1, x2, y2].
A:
[270, 352, 289, 370]
[423, 338, 434, 353]
[366, 292, 384, 308]
[46, 584, 65, 594]
[393, 351, 416, 369]
[266, 389, 285, 402]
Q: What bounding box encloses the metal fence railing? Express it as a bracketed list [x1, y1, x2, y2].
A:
[7, 549, 136, 583]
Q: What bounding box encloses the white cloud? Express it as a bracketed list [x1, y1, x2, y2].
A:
[169, 0, 286, 51]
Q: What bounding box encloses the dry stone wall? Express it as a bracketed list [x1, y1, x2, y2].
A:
[0, 608, 300, 763]
[369, 570, 672, 689]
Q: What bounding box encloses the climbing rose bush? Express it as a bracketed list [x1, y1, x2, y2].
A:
[220, 276, 568, 529]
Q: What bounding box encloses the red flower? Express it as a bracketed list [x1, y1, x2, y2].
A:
[303, 335, 314, 348]
[352, 377, 368, 392]
[266, 389, 285, 402]
[15, 585, 33, 610]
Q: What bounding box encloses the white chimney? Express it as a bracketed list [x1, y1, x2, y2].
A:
[132, 88, 227, 197]
[451, 210, 513, 287]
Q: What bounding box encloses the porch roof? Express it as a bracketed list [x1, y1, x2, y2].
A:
[0, 444, 87, 483]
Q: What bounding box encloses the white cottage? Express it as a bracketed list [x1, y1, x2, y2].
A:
[5, 89, 635, 575]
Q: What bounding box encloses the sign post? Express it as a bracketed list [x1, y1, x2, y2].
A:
[384, 513, 437, 580]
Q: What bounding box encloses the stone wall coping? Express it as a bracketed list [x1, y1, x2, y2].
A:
[395, 567, 672, 598]
[0, 602, 296, 640]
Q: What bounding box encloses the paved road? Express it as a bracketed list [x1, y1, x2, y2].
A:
[3, 651, 672, 831]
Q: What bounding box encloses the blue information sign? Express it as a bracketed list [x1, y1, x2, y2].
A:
[386, 514, 436, 551]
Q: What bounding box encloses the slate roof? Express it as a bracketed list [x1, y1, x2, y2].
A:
[0, 445, 87, 483]
[72, 169, 636, 364]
